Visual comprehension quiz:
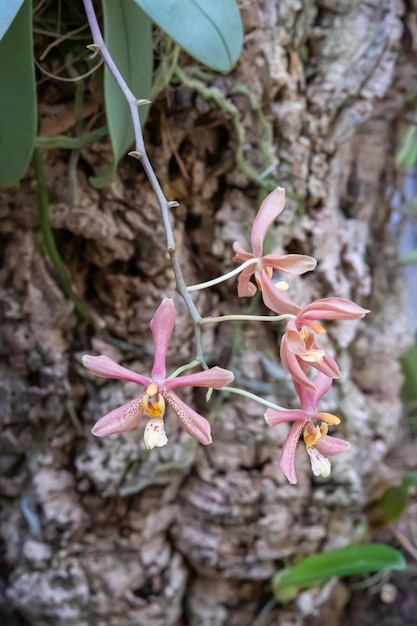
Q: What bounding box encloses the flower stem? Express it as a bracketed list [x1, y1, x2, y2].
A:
[187, 258, 258, 292]
[200, 314, 294, 325]
[221, 386, 291, 411]
[82, 0, 205, 364]
[168, 359, 201, 379]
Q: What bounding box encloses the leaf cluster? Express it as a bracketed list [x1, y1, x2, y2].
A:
[0, 0, 243, 187]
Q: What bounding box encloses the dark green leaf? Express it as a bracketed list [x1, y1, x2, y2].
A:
[0, 0, 36, 186]
[401, 346, 417, 422]
[370, 485, 409, 525]
[273, 544, 406, 594]
[91, 0, 152, 188]
[134, 0, 243, 72]
[0, 0, 24, 41]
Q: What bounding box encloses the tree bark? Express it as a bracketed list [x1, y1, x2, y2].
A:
[1, 1, 416, 625]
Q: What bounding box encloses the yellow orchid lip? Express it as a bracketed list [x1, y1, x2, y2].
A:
[144, 383, 165, 418]
[303, 424, 322, 447]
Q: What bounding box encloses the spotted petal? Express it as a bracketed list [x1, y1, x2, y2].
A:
[164, 391, 212, 445]
[91, 393, 146, 437]
[280, 422, 304, 484]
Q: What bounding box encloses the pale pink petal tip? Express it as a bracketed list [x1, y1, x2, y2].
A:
[251, 187, 286, 257]
[150, 299, 177, 379]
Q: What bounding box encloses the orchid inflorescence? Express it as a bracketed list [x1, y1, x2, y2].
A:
[83, 187, 368, 484]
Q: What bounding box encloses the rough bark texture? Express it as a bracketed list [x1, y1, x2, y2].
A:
[1, 1, 417, 625]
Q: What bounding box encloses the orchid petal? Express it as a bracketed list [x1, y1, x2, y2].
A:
[265, 409, 307, 426]
[236, 265, 258, 297]
[91, 392, 145, 437]
[306, 446, 331, 478]
[232, 241, 254, 262]
[143, 418, 168, 449]
[285, 329, 307, 355]
[311, 351, 341, 380]
[280, 422, 304, 484]
[251, 187, 286, 257]
[165, 366, 234, 390]
[300, 297, 369, 321]
[259, 273, 302, 315]
[314, 434, 350, 456]
[163, 391, 212, 445]
[262, 253, 317, 275]
[295, 372, 333, 411]
[150, 299, 176, 380]
[82, 354, 150, 387]
[281, 336, 316, 390]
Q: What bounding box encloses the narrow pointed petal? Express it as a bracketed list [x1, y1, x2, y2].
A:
[314, 412, 341, 425]
[165, 366, 234, 390]
[251, 187, 286, 257]
[82, 354, 150, 387]
[236, 265, 258, 297]
[300, 297, 369, 321]
[265, 409, 307, 426]
[163, 391, 212, 445]
[280, 422, 304, 484]
[262, 253, 317, 275]
[150, 299, 176, 380]
[314, 434, 350, 456]
[232, 241, 254, 262]
[259, 274, 302, 315]
[312, 351, 341, 380]
[91, 393, 145, 437]
[295, 372, 333, 411]
[281, 337, 316, 390]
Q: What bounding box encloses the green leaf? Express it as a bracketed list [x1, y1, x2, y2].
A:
[134, 0, 243, 72]
[0, 0, 36, 186]
[273, 544, 406, 594]
[396, 125, 417, 169]
[369, 485, 409, 525]
[401, 345, 417, 422]
[91, 0, 152, 188]
[402, 471, 417, 489]
[0, 0, 24, 41]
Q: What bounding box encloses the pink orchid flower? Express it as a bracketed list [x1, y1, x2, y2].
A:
[265, 373, 350, 484]
[232, 187, 317, 315]
[280, 297, 369, 390]
[82, 299, 234, 449]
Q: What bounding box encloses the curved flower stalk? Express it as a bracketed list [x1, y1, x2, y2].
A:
[232, 187, 317, 314]
[265, 373, 350, 484]
[83, 299, 234, 448]
[280, 297, 369, 390]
